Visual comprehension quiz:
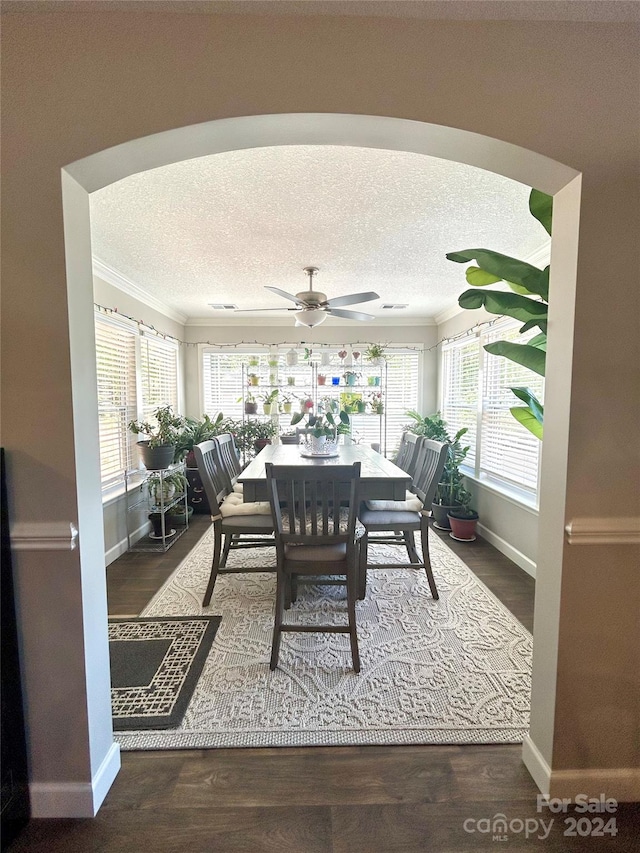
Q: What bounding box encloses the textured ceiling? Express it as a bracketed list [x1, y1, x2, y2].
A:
[90, 145, 549, 323]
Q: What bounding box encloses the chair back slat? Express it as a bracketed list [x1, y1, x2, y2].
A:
[414, 440, 449, 507]
[396, 432, 422, 478]
[193, 440, 230, 510]
[265, 463, 361, 544]
[213, 433, 242, 489]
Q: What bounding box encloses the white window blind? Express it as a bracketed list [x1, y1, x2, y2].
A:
[203, 350, 256, 420]
[480, 321, 544, 492]
[441, 337, 479, 468]
[440, 318, 544, 497]
[95, 315, 138, 488]
[140, 333, 179, 422]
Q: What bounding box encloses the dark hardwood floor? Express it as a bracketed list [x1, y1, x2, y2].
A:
[13, 520, 639, 852]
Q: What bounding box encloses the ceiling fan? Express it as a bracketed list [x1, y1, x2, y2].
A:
[235, 266, 380, 327]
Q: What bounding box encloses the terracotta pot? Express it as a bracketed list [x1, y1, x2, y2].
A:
[254, 438, 271, 453]
[447, 511, 479, 541]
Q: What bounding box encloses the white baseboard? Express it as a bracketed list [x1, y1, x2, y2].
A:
[477, 523, 536, 578]
[105, 521, 150, 566]
[30, 741, 121, 817]
[522, 734, 551, 795]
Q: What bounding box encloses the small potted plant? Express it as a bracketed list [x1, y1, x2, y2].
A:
[317, 373, 327, 386]
[287, 375, 296, 386]
[368, 391, 384, 414]
[447, 491, 479, 541]
[147, 470, 188, 509]
[356, 398, 367, 414]
[343, 370, 360, 387]
[243, 392, 258, 415]
[364, 343, 387, 365]
[260, 388, 279, 414]
[291, 408, 350, 453]
[128, 405, 185, 470]
[248, 372, 259, 387]
[248, 356, 259, 368]
[281, 393, 294, 414]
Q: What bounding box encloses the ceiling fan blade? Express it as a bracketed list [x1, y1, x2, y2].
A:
[323, 291, 380, 309]
[328, 307, 377, 322]
[264, 286, 303, 305]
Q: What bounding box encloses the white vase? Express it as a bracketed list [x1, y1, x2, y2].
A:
[311, 435, 327, 453]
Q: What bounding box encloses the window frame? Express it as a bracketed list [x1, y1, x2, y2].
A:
[439, 317, 544, 508]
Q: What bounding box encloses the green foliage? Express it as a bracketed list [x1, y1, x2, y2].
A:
[291, 409, 350, 438]
[364, 343, 387, 362]
[218, 417, 277, 459]
[509, 387, 544, 440]
[447, 188, 552, 440]
[173, 412, 224, 462]
[128, 405, 185, 448]
[404, 411, 473, 508]
[483, 340, 546, 376]
[146, 470, 189, 506]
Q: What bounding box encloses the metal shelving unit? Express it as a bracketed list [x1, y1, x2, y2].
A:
[125, 461, 189, 552]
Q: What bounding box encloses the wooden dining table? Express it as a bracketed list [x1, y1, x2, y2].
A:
[238, 443, 411, 502]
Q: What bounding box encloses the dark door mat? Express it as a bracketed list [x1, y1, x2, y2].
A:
[108, 616, 221, 731]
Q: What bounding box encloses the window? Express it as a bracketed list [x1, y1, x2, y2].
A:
[201, 347, 420, 456]
[94, 310, 180, 491]
[441, 318, 544, 498]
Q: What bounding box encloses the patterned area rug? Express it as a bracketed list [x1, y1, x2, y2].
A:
[114, 528, 532, 750]
[109, 616, 221, 730]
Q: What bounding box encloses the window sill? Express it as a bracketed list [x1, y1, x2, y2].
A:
[461, 468, 539, 515]
[102, 472, 146, 507]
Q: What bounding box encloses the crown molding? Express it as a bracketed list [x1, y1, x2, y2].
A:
[184, 316, 436, 328]
[92, 258, 188, 325]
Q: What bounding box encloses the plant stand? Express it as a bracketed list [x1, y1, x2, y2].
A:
[125, 462, 190, 552]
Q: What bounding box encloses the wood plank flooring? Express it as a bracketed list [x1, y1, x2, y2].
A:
[13, 522, 639, 852]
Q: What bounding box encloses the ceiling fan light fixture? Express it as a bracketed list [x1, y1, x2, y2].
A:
[294, 308, 327, 328]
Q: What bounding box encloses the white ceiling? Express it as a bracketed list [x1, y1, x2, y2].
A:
[90, 145, 550, 325]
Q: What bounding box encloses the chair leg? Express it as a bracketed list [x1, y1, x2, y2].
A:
[270, 569, 286, 670]
[202, 519, 222, 607]
[358, 532, 368, 600]
[219, 533, 233, 568]
[405, 530, 420, 564]
[420, 516, 439, 600]
[346, 559, 361, 673]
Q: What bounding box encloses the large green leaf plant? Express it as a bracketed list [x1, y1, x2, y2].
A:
[446, 189, 551, 440]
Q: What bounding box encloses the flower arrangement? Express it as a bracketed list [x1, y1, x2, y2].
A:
[368, 391, 384, 414]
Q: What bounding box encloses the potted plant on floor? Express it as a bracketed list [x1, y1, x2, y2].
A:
[447, 491, 479, 541]
[129, 405, 185, 470]
[405, 411, 472, 530]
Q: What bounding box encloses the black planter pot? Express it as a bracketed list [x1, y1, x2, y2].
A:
[138, 442, 175, 470]
[431, 502, 461, 530]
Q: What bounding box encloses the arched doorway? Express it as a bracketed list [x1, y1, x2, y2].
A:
[61, 113, 581, 811]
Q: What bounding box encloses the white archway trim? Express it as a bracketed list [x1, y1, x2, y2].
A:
[65, 113, 578, 195]
[60, 113, 580, 816]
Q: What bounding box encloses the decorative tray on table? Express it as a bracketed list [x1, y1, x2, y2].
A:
[299, 449, 340, 458]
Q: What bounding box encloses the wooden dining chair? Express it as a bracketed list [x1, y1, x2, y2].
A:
[213, 433, 243, 488]
[265, 462, 362, 673]
[194, 440, 275, 606]
[358, 439, 448, 600]
[395, 431, 422, 477]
